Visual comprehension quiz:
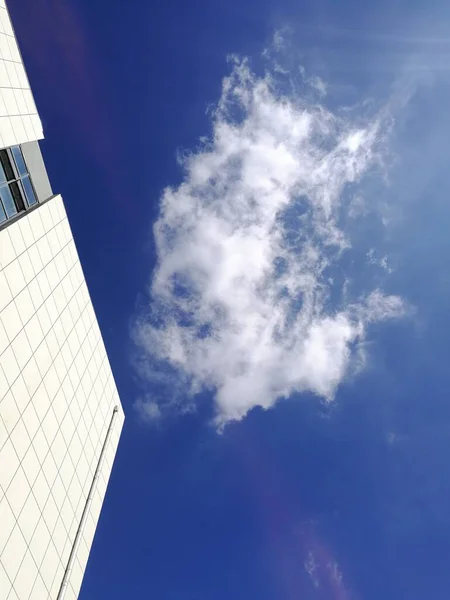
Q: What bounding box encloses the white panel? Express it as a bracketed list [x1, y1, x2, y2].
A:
[22, 113, 34, 141]
[60, 497, 74, 534]
[34, 338, 52, 379]
[0, 415, 7, 451]
[0, 8, 13, 36]
[0, 228, 16, 269]
[30, 114, 43, 140]
[1, 524, 27, 583]
[52, 516, 68, 560]
[51, 473, 66, 509]
[39, 541, 60, 595]
[25, 262, 45, 300]
[32, 382, 51, 423]
[9, 419, 31, 464]
[0, 115, 14, 146]
[71, 557, 86, 598]
[21, 444, 40, 489]
[0, 269, 12, 311]
[38, 202, 54, 230]
[76, 453, 89, 491]
[8, 587, 20, 600]
[0, 196, 124, 599]
[18, 258, 36, 301]
[13, 88, 27, 113]
[0, 389, 19, 435]
[53, 283, 67, 315]
[36, 236, 52, 269]
[0, 440, 19, 495]
[53, 352, 66, 383]
[0, 364, 8, 401]
[8, 37, 20, 64]
[50, 563, 65, 599]
[45, 327, 59, 361]
[6, 223, 25, 256]
[29, 518, 51, 569]
[21, 400, 39, 441]
[31, 470, 50, 514]
[42, 363, 59, 401]
[22, 89, 35, 114]
[0, 561, 12, 600]
[25, 209, 44, 241]
[11, 327, 32, 370]
[42, 493, 59, 535]
[14, 285, 35, 325]
[1, 88, 17, 114]
[21, 354, 41, 397]
[0, 495, 15, 554]
[17, 214, 35, 247]
[0, 59, 9, 87]
[5, 466, 30, 521]
[0, 3, 42, 148]
[37, 303, 52, 337]
[29, 574, 50, 600]
[50, 430, 66, 472]
[10, 372, 29, 413]
[10, 115, 27, 143]
[24, 313, 44, 353]
[1, 297, 22, 341]
[13, 552, 38, 600]
[41, 448, 58, 490]
[52, 388, 66, 426]
[16, 491, 40, 546]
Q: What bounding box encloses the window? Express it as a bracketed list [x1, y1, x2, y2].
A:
[0, 146, 38, 226]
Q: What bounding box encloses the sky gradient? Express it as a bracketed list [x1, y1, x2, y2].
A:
[8, 0, 450, 598]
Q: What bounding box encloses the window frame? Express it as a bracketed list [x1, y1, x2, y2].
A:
[0, 145, 38, 225]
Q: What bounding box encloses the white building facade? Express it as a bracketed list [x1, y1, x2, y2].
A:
[0, 2, 125, 599]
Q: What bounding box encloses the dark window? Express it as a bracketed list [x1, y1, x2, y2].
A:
[0, 145, 39, 226]
[10, 181, 25, 212]
[0, 150, 15, 182]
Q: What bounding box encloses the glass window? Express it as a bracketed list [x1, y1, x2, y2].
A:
[10, 181, 25, 212]
[0, 145, 40, 227]
[21, 175, 37, 206]
[0, 150, 15, 181]
[11, 146, 28, 177]
[0, 161, 7, 185]
[0, 200, 6, 223]
[0, 184, 17, 218]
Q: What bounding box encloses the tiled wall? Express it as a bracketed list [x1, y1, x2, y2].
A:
[0, 1, 43, 149]
[0, 196, 125, 600]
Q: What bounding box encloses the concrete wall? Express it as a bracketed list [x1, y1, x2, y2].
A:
[21, 142, 53, 204]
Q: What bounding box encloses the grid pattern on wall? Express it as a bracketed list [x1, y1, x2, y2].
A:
[0, 195, 125, 600]
[0, 1, 43, 149]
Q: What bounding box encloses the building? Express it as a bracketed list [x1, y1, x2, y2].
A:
[0, 2, 125, 599]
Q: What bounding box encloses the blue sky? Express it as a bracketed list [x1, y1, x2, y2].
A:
[9, 0, 450, 598]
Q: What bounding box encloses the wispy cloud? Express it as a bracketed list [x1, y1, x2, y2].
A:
[305, 550, 348, 598]
[367, 249, 394, 274]
[133, 54, 406, 426]
[134, 396, 162, 422]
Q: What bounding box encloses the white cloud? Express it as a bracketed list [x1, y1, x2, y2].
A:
[304, 551, 319, 588]
[134, 396, 162, 422]
[367, 248, 394, 273]
[133, 57, 406, 426]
